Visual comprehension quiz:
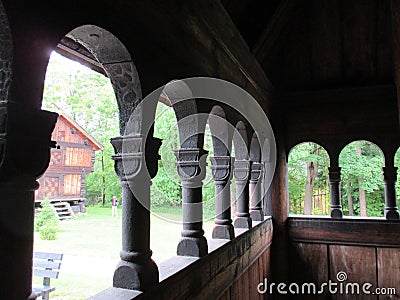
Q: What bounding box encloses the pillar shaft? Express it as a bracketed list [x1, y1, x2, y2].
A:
[233, 159, 252, 229]
[328, 166, 343, 219]
[249, 162, 264, 221]
[382, 166, 399, 220]
[175, 148, 208, 257]
[210, 156, 234, 240]
[111, 135, 160, 291]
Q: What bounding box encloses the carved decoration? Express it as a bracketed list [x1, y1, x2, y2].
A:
[111, 135, 143, 181]
[250, 162, 263, 182]
[210, 156, 232, 182]
[233, 159, 250, 181]
[174, 148, 208, 180]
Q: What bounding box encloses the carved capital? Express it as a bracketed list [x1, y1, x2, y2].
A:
[0, 104, 58, 179]
[382, 166, 398, 184]
[174, 148, 208, 182]
[250, 162, 263, 182]
[328, 166, 341, 183]
[210, 156, 233, 182]
[111, 135, 143, 181]
[233, 159, 250, 181]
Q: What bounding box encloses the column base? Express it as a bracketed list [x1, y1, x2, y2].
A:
[212, 224, 235, 240]
[177, 236, 208, 257]
[385, 208, 400, 220]
[234, 216, 252, 229]
[250, 210, 264, 221]
[330, 208, 343, 219]
[113, 259, 159, 291]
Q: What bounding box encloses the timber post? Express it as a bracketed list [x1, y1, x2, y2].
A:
[175, 148, 208, 257]
[233, 159, 252, 229]
[210, 156, 235, 240]
[111, 134, 161, 291]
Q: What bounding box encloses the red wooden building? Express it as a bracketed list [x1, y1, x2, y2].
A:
[35, 112, 103, 211]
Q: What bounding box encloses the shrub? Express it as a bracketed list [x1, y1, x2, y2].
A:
[35, 198, 59, 240]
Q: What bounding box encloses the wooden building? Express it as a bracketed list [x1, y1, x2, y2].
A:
[2, 1, 400, 299]
[35, 112, 103, 211]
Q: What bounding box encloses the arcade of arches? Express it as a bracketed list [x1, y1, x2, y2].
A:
[1, 1, 400, 299]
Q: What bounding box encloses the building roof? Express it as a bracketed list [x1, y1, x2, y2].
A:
[57, 111, 104, 151]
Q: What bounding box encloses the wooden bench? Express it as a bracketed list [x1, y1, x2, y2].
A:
[32, 252, 63, 300]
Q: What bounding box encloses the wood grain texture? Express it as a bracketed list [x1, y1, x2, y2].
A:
[377, 248, 400, 299]
[329, 245, 377, 300]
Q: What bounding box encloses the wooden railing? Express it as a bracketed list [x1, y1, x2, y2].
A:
[287, 216, 400, 300]
[90, 218, 273, 300]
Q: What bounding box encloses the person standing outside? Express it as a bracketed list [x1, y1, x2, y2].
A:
[111, 196, 118, 217]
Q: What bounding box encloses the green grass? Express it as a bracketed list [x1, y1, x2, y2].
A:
[33, 205, 215, 299]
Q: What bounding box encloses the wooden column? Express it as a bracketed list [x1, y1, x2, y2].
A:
[111, 135, 160, 291]
[328, 166, 343, 219]
[210, 156, 234, 240]
[249, 162, 264, 221]
[175, 148, 208, 257]
[233, 159, 252, 229]
[382, 166, 399, 220]
[0, 105, 57, 300]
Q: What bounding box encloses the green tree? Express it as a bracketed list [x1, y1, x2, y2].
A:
[339, 141, 384, 217]
[288, 142, 330, 215]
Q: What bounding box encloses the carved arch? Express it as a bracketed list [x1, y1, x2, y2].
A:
[66, 25, 142, 135]
[208, 105, 232, 157]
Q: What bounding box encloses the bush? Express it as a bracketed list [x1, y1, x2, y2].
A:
[39, 224, 58, 240]
[35, 198, 59, 240]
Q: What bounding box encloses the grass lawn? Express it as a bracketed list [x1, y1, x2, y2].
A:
[33, 206, 215, 299]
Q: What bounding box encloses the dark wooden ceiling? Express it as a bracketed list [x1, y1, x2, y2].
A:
[223, 0, 395, 92]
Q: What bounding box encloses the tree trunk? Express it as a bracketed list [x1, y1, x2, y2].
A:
[356, 143, 367, 217]
[101, 150, 106, 206]
[347, 181, 354, 215]
[304, 161, 318, 214]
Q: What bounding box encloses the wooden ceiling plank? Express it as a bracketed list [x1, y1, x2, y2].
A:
[390, 0, 400, 128]
[252, 0, 297, 62]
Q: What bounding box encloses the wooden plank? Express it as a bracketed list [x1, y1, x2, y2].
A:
[310, 0, 343, 84]
[391, 0, 400, 128]
[377, 248, 400, 300]
[329, 245, 377, 300]
[376, 0, 393, 81]
[33, 252, 63, 261]
[290, 243, 329, 300]
[288, 217, 400, 247]
[33, 260, 61, 270]
[341, 0, 377, 84]
[33, 268, 60, 279]
[217, 287, 230, 300]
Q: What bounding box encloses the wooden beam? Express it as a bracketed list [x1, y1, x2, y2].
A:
[252, 0, 297, 63]
[288, 216, 400, 247]
[391, 0, 400, 128]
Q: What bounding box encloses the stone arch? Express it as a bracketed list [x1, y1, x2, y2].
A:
[0, 0, 12, 168]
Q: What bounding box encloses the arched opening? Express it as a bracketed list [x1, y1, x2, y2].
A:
[339, 140, 384, 217]
[288, 142, 330, 215]
[34, 24, 159, 297]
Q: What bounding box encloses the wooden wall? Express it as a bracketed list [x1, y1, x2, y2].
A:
[288, 217, 400, 300]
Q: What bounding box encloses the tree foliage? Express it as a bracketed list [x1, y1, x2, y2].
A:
[43, 52, 121, 205]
